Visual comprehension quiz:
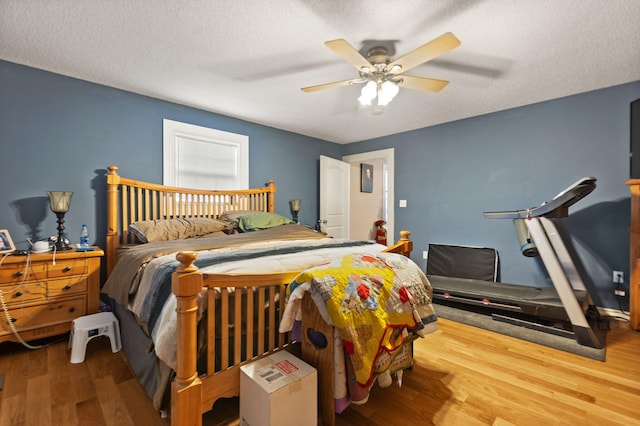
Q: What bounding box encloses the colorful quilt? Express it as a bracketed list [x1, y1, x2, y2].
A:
[289, 252, 437, 386]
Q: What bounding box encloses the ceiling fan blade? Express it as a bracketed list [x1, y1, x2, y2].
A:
[396, 75, 449, 92]
[325, 39, 373, 72]
[301, 78, 361, 93]
[387, 32, 461, 75]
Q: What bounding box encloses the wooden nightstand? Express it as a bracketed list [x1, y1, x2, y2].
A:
[0, 247, 104, 343]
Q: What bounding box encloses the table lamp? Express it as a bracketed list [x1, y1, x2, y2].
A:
[47, 191, 73, 251]
[290, 199, 301, 224]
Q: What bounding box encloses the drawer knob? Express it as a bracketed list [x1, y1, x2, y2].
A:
[69, 307, 75, 313]
[63, 266, 72, 272]
[13, 291, 22, 298]
[10, 317, 17, 323]
[63, 285, 71, 290]
[14, 271, 23, 277]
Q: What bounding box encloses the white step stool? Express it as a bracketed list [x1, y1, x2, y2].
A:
[69, 311, 122, 364]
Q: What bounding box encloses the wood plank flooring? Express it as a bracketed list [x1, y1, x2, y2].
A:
[1, 318, 638, 425]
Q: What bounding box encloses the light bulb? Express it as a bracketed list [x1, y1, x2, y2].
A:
[358, 81, 377, 105]
[377, 81, 399, 106]
[358, 94, 372, 106]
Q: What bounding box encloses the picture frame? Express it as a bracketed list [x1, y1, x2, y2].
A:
[361, 163, 373, 193]
[0, 229, 15, 254]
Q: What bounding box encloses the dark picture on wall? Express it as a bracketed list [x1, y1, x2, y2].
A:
[361, 163, 373, 193]
[0, 229, 15, 254]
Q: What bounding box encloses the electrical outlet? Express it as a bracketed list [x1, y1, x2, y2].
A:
[613, 270, 624, 284]
[423, 250, 429, 260]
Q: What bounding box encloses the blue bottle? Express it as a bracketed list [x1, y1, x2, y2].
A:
[80, 224, 89, 248]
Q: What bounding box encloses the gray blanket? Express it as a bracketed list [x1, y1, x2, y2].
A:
[103, 224, 327, 306]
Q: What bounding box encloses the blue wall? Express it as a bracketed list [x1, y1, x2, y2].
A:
[0, 60, 341, 253]
[346, 81, 640, 311]
[1, 59, 638, 310]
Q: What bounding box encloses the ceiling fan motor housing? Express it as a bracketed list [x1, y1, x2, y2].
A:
[359, 47, 394, 82]
[366, 46, 391, 66]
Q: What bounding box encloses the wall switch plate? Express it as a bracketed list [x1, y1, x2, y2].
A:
[399, 200, 407, 208]
[423, 250, 429, 259]
[613, 270, 624, 283]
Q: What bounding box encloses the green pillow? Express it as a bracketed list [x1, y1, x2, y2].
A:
[237, 212, 293, 232]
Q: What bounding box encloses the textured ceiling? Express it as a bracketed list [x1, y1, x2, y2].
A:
[1, 0, 639, 144]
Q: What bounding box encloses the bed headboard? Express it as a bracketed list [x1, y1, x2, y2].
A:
[105, 165, 277, 275]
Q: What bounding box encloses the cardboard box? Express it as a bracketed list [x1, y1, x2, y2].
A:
[240, 350, 317, 426]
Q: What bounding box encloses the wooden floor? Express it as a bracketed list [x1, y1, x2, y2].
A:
[1, 318, 639, 426]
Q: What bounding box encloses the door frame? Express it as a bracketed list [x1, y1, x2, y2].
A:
[342, 148, 395, 244]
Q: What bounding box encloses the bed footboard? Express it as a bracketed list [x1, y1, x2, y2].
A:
[170, 252, 299, 425]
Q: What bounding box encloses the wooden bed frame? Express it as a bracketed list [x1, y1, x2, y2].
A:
[105, 165, 413, 426]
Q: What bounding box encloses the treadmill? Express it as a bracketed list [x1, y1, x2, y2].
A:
[428, 177, 606, 349]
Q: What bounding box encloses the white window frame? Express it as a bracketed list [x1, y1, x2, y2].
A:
[163, 119, 249, 189]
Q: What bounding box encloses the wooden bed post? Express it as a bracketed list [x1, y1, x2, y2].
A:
[171, 251, 203, 426]
[106, 166, 120, 276]
[396, 230, 413, 257]
[383, 230, 412, 258]
[267, 179, 276, 213]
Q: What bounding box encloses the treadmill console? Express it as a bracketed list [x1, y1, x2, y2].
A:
[483, 177, 596, 219]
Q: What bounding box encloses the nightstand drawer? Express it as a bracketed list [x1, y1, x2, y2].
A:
[48, 277, 88, 298]
[1, 296, 86, 334]
[0, 277, 88, 307]
[0, 281, 47, 305]
[0, 263, 46, 283]
[46, 259, 88, 278]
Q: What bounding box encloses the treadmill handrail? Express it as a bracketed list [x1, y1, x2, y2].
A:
[483, 177, 596, 219]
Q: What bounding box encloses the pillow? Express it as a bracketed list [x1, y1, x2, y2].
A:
[237, 212, 293, 232]
[219, 210, 262, 233]
[219, 210, 255, 224]
[129, 217, 234, 243]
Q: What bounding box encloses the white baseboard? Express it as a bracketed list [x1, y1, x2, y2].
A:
[597, 306, 630, 321]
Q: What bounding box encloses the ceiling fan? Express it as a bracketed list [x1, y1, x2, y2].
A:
[301, 32, 461, 109]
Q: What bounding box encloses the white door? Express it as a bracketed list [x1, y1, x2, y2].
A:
[319, 155, 350, 238]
